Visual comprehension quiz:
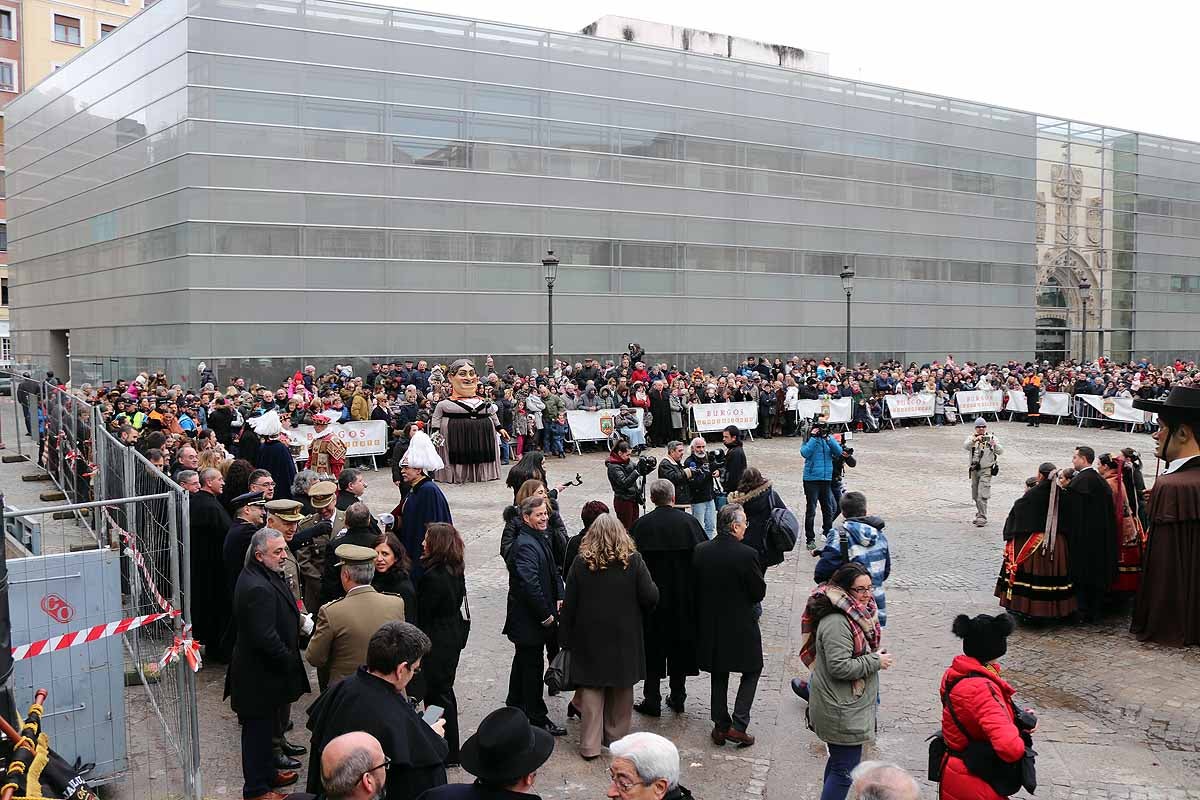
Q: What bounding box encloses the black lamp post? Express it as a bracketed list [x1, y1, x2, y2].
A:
[840, 263, 856, 367]
[542, 250, 560, 376]
[1079, 279, 1091, 364]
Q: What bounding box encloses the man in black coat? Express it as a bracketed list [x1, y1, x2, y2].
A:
[226, 528, 311, 800]
[319, 502, 382, 607]
[502, 495, 566, 736]
[657, 442, 694, 507]
[190, 467, 233, 658]
[631, 480, 706, 717]
[222, 491, 268, 594]
[649, 380, 673, 447]
[693, 502, 766, 748]
[721, 426, 748, 496]
[1064, 445, 1118, 622]
[306, 621, 448, 800]
[418, 707, 555, 800]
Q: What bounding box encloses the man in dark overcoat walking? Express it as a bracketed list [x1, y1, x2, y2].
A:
[225, 528, 311, 800]
[693, 502, 766, 748]
[630, 479, 706, 717]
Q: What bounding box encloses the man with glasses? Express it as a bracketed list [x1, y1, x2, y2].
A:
[606, 731, 694, 800]
[306, 621, 448, 800]
[249, 470, 277, 501]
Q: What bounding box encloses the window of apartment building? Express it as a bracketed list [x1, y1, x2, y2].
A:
[0, 9, 14, 39]
[100, 22, 116, 38]
[0, 223, 7, 251]
[1, 278, 7, 305]
[53, 14, 82, 45]
[1, 339, 10, 363]
[0, 60, 15, 92]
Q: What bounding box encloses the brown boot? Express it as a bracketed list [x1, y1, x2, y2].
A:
[724, 728, 756, 748]
[270, 770, 298, 788]
[710, 725, 728, 745]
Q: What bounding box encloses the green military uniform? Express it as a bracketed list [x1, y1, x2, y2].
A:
[306, 544, 405, 690]
[297, 481, 338, 614]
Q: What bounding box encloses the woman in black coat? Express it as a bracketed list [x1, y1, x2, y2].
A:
[559, 513, 658, 760]
[373, 531, 417, 624]
[728, 467, 790, 569]
[416, 523, 469, 766]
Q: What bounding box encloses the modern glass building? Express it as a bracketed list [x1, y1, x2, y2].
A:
[6, 0, 1200, 384]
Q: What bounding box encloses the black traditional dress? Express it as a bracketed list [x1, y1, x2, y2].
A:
[430, 397, 502, 484]
[994, 478, 1077, 619]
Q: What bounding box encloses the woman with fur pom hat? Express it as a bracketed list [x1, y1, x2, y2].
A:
[937, 613, 1036, 800]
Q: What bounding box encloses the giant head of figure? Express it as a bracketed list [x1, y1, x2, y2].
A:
[448, 359, 479, 400]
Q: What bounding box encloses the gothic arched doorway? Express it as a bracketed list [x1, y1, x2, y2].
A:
[1036, 248, 1096, 363]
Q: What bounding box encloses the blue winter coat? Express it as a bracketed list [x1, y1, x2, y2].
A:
[801, 435, 843, 481]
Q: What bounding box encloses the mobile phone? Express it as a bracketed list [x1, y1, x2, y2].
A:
[422, 705, 444, 725]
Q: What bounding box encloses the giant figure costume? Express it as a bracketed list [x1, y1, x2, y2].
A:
[430, 359, 507, 484]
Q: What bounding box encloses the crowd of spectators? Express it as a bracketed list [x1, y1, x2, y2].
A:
[46, 345, 1197, 467]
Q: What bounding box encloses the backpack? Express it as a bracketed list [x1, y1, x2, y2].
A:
[765, 507, 799, 561]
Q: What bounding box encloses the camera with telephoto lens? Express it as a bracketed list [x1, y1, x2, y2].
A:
[635, 455, 658, 476]
[808, 415, 830, 438]
[707, 448, 726, 469]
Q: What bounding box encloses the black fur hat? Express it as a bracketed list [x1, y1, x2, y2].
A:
[952, 612, 1016, 664]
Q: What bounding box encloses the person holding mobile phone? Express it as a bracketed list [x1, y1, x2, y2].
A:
[417, 523, 469, 767]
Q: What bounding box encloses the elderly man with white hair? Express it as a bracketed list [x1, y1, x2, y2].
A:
[849, 761, 921, 800]
[606, 732, 693, 800]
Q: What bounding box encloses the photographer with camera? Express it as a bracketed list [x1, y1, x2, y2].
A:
[685, 437, 718, 538]
[658, 441, 694, 509]
[801, 417, 844, 550]
[830, 437, 857, 515]
[607, 440, 657, 531]
[964, 418, 1004, 527]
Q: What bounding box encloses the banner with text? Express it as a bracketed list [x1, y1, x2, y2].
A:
[691, 402, 759, 432]
[1006, 391, 1072, 417]
[795, 397, 854, 424]
[954, 390, 1005, 415]
[1076, 395, 1151, 424]
[286, 420, 390, 461]
[883, 393, 936, 419]
[567, 408, 645, 441]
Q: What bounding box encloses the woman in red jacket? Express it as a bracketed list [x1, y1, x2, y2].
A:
[938, 612, 1032, 800]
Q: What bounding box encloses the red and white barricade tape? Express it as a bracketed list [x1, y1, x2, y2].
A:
[158, 624, 202, 673]
[12, 610, 179, 661]
[102, 507, 175, 616]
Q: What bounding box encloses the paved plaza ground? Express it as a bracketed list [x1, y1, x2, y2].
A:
[4, 410, 1200, 799]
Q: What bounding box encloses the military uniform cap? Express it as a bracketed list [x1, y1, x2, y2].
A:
[334, 543, 378, 566]
[230, 491, 266, 511]
[308, 480, 337, 509]
[265, 499, 305, 521]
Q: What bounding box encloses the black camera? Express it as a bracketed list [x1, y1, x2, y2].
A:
[1013, 705, 1037, 732]
[808, 415, 829, 438]
[635, 455, 658, 476]
[842, 445, 854, 456]
[706, 448, 726, 468]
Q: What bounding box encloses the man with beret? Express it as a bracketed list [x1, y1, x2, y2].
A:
[297, 480, 338, 614]
[307, 544, 407, 691]
[222, 491, 267, 594]
[417, 706, 554, 799]
[1132, 385, 1200, 646]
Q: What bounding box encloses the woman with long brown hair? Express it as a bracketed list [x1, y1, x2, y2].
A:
[416, 522, 469, 766]
[373, 531, 416, 624]
[558, 513, 658, 760]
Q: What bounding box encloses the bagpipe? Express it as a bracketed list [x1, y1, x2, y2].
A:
[0, 689, 99, 800]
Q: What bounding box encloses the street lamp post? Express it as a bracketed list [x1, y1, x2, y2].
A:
[1079, 279, 1091, 364]
[542, 250, 560, 376]
[840, 263, 856, 368]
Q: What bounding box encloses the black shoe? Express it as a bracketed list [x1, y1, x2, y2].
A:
[567, 703, 581, 720]
[666, 694, 686, 713]
[284, 720, 294, 733]
[633, 700, 662, 717]
[805, 537, 816, 551]
[279, 737, 307, 757]
[537, 720, 567, 736]
[272, 753, 302, 771]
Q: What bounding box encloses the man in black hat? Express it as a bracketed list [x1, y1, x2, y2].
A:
[418, 706, 554, 799]
[222, 491, 267, 594]
[1131, 384, 1200, 646]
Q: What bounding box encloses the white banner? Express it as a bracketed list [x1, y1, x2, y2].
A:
[883, 393, 936, 419]
[691, 401, 759, 432]
[567, 408, 645, 441]
[954, 390, 1005, 415]
[285, 420, 390, 460]
[795, 397, 854, 424]
[1005, 390, 1071, 417]
[1076, 395, 1150, 424]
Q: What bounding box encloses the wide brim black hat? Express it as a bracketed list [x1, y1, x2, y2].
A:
[1133, 385, 1200, 417]
[459, 707, 554, 784]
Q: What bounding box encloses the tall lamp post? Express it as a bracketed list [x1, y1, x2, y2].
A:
[1079, 279, 1091, 364]
[542, 250, 560, 376]
[840, 262, 856, 368]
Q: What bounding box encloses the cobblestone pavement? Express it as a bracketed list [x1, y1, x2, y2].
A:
[6, 411, 1200, 798]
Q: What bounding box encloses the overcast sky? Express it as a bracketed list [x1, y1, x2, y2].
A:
[381, 0, 1197, 143]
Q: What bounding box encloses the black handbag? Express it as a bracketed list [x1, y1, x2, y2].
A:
[543, 648, 576, 694]
[929, 677, 1037, 795]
